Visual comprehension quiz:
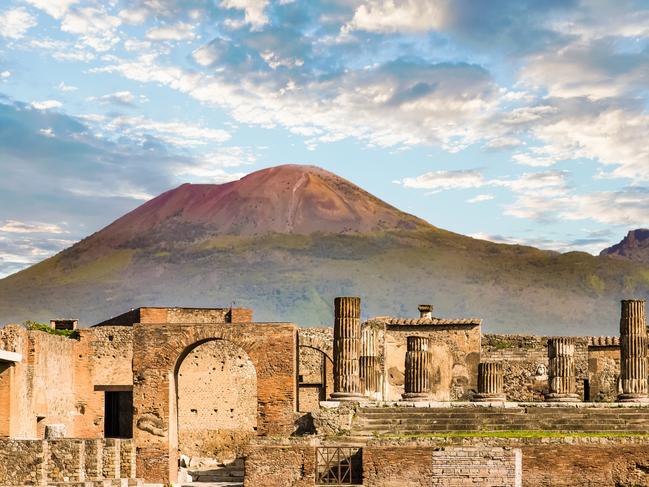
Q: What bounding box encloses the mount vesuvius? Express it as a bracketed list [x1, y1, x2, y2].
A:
[1, 164, 647, 335]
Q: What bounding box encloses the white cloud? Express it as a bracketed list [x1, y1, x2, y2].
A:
[31, 100, 62, 110]
[99, 114, 231, 147]
[397, 169, 485, 191]
[25, 0, 77, 19]
[0, 71, 10, 79]
[53, 50, 95, 62]
[60, 7, 121, 52]
[145, 22, 196, 41]
[0, 8, 37, 39]
[39, 128, 55, 137]
[220, 0, 269, 28]
[345, 0, 449, 33]
[467, 194, 494, 203]
[118, 8, 150, 25]
[469, 232, 607, 255]
[90, 91, 137, 106]
[484, 137, 522, 150]
[0, 220, 66, 234]
[123, 38, 152, 51]
[57, 82, 77, 92]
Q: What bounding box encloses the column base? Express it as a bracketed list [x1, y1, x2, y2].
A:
[474, 393, 506, 402]
[544, 393, 580, 402]
[330, 392, 364, 401]
[618, 393, 649, 403]
[401, 392, 430, 402]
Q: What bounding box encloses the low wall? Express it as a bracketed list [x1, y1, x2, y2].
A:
[245, 436, 649, 487]
[0, 438, 136, 485]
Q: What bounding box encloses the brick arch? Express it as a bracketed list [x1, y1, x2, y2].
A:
[131, 322, 297, 483]
[174, 337, 257, 463]
[298, 333, 333, 363]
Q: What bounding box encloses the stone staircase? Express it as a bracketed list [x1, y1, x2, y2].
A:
[181, 458, 244, 487]
[352, 406, 649, 436]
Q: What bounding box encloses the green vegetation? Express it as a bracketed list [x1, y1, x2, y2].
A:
[491, 340, 515, 350]
[24, 321, 80, 340]
[3, 228, 649, 334]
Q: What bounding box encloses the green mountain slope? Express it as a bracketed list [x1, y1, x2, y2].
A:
[0, 165, 646, 335]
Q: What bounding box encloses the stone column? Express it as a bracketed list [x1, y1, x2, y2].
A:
[474, 362, 506, 401]
[619, 299, 649, 402]
[545, 337, 579, 402]
[360, 325, 380, 398]
[402, 336, 431, 401]
[331, 296, 363, 401]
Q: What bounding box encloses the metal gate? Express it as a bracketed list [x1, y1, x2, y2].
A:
[316, 447, 362, 485]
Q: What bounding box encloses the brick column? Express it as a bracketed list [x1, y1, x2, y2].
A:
[402, 336, 431, 401]
[475, 362, 506, 401]
[360, 325, 380, 398]
[619, 299, 649, 402]
[545, 337, 579, 402]
[331, 297, 363, 401]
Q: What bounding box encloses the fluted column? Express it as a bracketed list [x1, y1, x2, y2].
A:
[331, 297, 363, 400]
[474, 362, 505, 401]
[360, 326, 380, 398]
[619, 299, 649, 402]
[545, 337, 579, 402]
[402, 336, 431, 401]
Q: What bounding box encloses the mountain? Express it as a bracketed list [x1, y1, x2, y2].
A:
[600, 229, 649, 264]
[1, 164, 649, 335]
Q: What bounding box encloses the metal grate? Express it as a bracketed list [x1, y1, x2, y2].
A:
[316, 447, 362, 485]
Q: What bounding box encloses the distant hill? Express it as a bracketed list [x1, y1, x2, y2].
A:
[0, 164, 647, 335]
[600, 229, 649, 264]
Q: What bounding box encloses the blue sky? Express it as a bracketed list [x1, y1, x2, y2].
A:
[1, 0, 649, 277]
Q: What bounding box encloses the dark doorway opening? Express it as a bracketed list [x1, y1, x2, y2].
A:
[104, 391, 133, 438]
[583, 379, 590, 402]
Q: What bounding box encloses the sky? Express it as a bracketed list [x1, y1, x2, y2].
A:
[1, 0, 649, 278]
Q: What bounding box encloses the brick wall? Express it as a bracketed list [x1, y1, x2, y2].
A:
[132, 321, 298, 483]
[244, 436, 649, 487]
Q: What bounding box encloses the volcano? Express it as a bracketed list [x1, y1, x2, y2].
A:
[1, 164, 648, 335]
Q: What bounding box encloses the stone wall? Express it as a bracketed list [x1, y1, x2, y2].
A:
[380, 323, 481, 401]
[177, 338, 257, 463]
[588, 343, 620, 402]
[482, 334, 589, 401]
[0, 438, 136, 485]
[363, 446, 521, 487]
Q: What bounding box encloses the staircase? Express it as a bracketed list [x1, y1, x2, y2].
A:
[181, 458, 244, 487]
[352, 406, 649, 436]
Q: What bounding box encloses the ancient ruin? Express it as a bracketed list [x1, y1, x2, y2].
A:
[2, 299, 649, 486]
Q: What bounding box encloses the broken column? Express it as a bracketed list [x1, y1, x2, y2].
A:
[474, 362, 506, 401]
[331, 296, 363, 401]
[545, 337, 579, 402]
[402, 336, 431, 401]
[619, 299, 649, 402]
[360, 325, 381, 399]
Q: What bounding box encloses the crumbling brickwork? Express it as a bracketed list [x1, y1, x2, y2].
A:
[131, 321, 298, 483]
[177, 338, 257, 463]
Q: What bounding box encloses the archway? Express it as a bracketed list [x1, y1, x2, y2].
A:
[175, 339, 257, 467]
